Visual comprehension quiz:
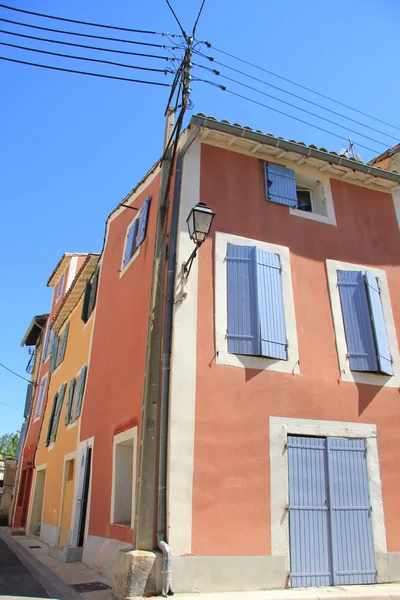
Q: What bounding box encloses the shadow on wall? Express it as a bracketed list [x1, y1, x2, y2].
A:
[355, 381, 390, 416]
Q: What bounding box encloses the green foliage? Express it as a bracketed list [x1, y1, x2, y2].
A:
[0, 432, 19, 460]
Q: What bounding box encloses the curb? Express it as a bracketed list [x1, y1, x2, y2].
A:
[0, 527, 82, 600]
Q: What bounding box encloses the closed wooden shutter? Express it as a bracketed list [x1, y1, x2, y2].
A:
[81, 280, 91, 323]
[65, 378, 76, 425]
[365, 272, 393, 375]
[75, 366, 87, 418]
[50, 383, 66, 443]
[49, 335, 59, 373]
[57, 322, 69, 366]
[135, 196, 151, 248]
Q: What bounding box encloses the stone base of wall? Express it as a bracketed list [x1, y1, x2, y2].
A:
[172, 555, 287, 593]
[389, 553, 400, 582]
[40, 523, 60, 547]
[82, 535, 132, 583]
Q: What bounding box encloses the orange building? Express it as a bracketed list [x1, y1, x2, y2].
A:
[28, 254, 99, 554]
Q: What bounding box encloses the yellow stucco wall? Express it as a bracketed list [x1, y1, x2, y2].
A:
[35, 294, 93, 530]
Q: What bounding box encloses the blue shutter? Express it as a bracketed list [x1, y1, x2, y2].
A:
[265, 163, 298, 207]
[49, 335, 59, 373]
[288, 436, 332, 587]
[65, 378, 76, 425]
[57, 322, 69, 366]
[50, 383, 66, 443]
[75, 365, 87, 418]
[42, 327, 51, 362]
[255, 249, 287, 360]
[226, 244, 260, 356]
[365, 272, 393, 376]
[45, 394, 58, 446]
[24, 383, 33, 418]
[135, 196, 151, 248]
[337, 270, 378, 372]
[123, 221, 137, 268]
[327, 438, 376, 585]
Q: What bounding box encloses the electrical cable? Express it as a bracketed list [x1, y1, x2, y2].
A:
[0, 361, 33, 384]
[193, 50, 400, 144]
[193, 63, 389, 148]
[0, 400, 21, 411]
[202, 42, 400, 134]
[0, 40, 173, 74]
[0, 3, 173, 36]
[192, 0, 206, 36]
[0, 28, 171, 60]
[195, 78, 381, 154]
[0, 17, 166, 48]
[0, 55, 171, 85]
[165, 0, 187, 39]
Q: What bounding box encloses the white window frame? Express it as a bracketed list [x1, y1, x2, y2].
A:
[110, 426, 137, 527]
[215, 231, 299, 374]
[120, 213, 141, 278]
[274, 159, 336, 226]
[34, 374, 47, 421]
[326, 259, 400, 387]
[269, 416, 388, 583]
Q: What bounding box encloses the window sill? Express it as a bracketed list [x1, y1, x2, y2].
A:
[216, 348, 301, 374]
[119, 247, 141, 279]
[289, 207, 336, 226]
[67, 420, 78, 431]
[47, 442, 54, 452]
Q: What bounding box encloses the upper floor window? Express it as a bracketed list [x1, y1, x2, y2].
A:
[121, 196, 151, 272]
[55, 273, 65, 300]
[49, 323, 69, 373]
[81, 266, 99, 324]
[34, 375, 47, 419]
[264, 162, 336, 226]
[45, 383, 67, 446]
[65, 365, 87, 425]
[215, 232, 299, 374]
[326, 259, 400, 387]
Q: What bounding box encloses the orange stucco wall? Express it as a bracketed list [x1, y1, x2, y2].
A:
[191, 143, 400, 556]
[80, 175, 160, 543]
[36, 293, 93, 529]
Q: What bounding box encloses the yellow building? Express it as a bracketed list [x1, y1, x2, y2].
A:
[28, 253, 99, 552]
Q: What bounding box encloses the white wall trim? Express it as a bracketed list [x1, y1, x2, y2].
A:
[167, 138, 201, 556]
[66, 256, 79, 292]
[71, 437, 94, 547]
[110, 426, 138, 528]
[270, 416, 388, 582]
[215, 232, 300, 373]
[326, 259, 400, 387]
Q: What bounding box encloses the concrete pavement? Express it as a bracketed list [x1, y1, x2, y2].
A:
[0, 536, 50, 598]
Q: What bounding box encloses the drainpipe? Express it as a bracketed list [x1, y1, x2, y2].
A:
[157, 123, 201, 596]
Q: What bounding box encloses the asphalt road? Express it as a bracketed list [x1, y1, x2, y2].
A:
[0, 537, 51, 598]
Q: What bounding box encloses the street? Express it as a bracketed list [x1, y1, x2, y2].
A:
[0, 537, 50, 598]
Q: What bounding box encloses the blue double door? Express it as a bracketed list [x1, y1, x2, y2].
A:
[288, 435, 376, 588]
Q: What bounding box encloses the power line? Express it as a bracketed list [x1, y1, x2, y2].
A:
[0, 55, 171, 86]
[195, 78, 381, 155]
[193, 50, 400, 144]
[0, 361, 33, 384]
[193, 63, 389, 148]
[0, 17, 166, 49]
[0, 3, 172, 37]
[0, 28, 171, 61]
[192, 0, 206, 36]
[0, 40, 173, 74]
[203, 42, 400, 134]
[165, 0, 187, 39]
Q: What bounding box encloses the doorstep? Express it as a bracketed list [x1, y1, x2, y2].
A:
[160, 583, 400, 600]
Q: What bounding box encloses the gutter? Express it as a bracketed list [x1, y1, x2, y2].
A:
[157, 123, 201, 596]
[191, 115, 400, 186]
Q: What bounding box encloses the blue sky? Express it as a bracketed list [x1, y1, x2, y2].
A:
[1, 0, 400, 435]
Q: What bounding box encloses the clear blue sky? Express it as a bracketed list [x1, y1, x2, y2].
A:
[1, 0, 400, 435]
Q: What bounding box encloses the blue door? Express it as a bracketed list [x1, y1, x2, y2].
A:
[288, 435, 376, 588]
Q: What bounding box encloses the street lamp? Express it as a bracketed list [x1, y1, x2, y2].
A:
[182, 202, 215, 280]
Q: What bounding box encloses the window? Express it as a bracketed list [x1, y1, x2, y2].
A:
[81, 266, 99, 323]
[56, 273, 65, 300]
[215, 232, 299, 373]
[121, 196, 151, 271]
[111, 427, 137, 527]
[65, 365, 87, 425]
[326, 259, 400, 386]
[49, 323, 69, 373]
[45, 383, 66, 446]
[34, 375, 47, 419]
[42, 328, 55, 362]
[264, 162, 336, 225]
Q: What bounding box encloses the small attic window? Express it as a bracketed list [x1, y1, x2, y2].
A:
[55, 273, 65, 300]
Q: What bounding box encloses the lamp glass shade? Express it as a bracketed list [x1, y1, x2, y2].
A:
[186, 202, 215, 245]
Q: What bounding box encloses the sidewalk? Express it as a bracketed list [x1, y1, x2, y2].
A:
[0, 527, 114, 600]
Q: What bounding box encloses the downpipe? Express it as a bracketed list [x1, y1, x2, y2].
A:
[157, 123, 201, 597]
